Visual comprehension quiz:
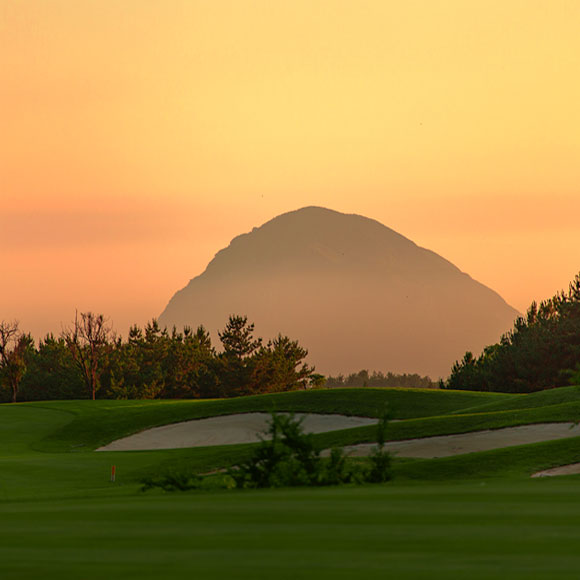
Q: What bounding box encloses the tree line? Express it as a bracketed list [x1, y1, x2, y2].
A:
[0, 314, 322, 403]
[444, 272, 580, 393]
[325, 369, 435, 389]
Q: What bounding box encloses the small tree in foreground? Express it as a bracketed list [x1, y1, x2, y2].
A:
[228, 412, 393, 488]
[367, 412, 392, 483]
[142, 412, 393, 492]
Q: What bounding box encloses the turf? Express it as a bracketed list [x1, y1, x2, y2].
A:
[3, 387, 580, 578]
[1, 387, 579, 502]
[3, 480, 580, 579]
[27, 387, 510, 451]
[311, 398, 580, 451]
[450, 385, 580, 414]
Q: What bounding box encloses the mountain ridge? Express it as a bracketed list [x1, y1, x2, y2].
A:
[159, 206, 519, 377]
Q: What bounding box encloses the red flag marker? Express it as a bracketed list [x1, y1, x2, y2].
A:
[111, 465, 116, 483]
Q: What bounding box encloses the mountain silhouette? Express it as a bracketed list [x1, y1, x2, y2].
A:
[159, 206, 519, 378]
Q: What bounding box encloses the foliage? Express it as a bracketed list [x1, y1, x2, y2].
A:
[62, 311, 114, 400]
[226, 413, 353, 488]
[3, 312, 318, 401]
[0, 321, 32, 403]
[326, 369, 435, 389]
[366, 413, 392, 483]
[141, 472, 204, 492]
[563, 363, 580, 387]
[20, 335, 84, 400]
[142, 412, 393, 491]
[445, 272, 580, 393]
[218, 315, 262, 360]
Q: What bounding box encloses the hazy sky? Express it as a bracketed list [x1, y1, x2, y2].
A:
[2, 1, 579, 338]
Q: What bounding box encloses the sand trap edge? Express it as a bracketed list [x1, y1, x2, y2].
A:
[96, 412, 378, 452]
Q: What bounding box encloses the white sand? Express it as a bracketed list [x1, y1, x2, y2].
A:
[97, 415, 580, 462]
[96, 413, 378, 452]
[330, 422, 580, 459]
[531, 463, 580, 478]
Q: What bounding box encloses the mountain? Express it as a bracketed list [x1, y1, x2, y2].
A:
[158, 207, 519, 378]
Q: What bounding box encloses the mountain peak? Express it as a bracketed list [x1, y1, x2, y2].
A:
[159, 207, 518, 377]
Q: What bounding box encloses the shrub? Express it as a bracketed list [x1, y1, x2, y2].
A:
[366, 413, 392, 483]
[141, 472, 204, 492]
[228, 413, 333, 488]
[142, 412, 393, 492]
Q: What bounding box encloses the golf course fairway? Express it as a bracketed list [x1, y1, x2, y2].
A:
[3, 386, 580, 579]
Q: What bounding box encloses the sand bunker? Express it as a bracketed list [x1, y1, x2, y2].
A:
[531, 463, 580, 478]
[331, 422, 580, 459]
[98, 416, 580, 459]
[97, 413, 377, 452]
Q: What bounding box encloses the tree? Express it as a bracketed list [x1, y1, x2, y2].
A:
[163, 325, 216, 398]
[0, 320, 30, 402]
[445, 271, 580, 392]
[215, 315, 263, 397]
[63, 311, 113, 400]
[218, 315, 262, 360]
[19, 334, 84, 400]
[260, 334, 314, 392]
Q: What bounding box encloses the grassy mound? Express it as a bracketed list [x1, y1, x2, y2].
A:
[4, 386, 580, 578]
[0, 386, 579, 503]
[450, 385, 580, 414]
[30, 387, 509, 452]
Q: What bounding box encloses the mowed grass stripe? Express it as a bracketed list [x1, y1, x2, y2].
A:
[2, 481, 580, 579]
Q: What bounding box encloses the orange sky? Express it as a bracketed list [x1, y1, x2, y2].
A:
[2, 1, 580, 340]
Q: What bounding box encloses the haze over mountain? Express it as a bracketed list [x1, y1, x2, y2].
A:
[159, 207, 519, 378]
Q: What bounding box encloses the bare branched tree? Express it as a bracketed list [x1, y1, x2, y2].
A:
[63, 311, 113, 400]
[0, 320, 28, 403]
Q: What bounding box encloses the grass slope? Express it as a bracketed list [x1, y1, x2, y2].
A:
[4, 387, 580, 578]
[0, 386, 578, 502]
[29, 387, 510, 452]
[450, 385, 580, 414]
[394, 435, 580, 480]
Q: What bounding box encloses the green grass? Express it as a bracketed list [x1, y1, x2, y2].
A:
[4, 386, 580, 578]
[1, 387, 579, 502]
[3, 480, 580, 579]
[393, 435, 580, 480]
[450, 385, 580, 414]
[312, 398, 580, 451]
[28, 387, 511, 452]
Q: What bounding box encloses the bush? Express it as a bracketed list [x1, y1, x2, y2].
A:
[366, 413, 392, 483]
[142, 412, 393, 492]
[141, 472, 204, 492]
[228, 413, 361, 488]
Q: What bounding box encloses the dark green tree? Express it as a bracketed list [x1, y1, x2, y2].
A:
[19, 334, 84, 400]
[259, 334, 314, 393]
[0, 321, 31, 403]
[446, 272, 580, 392]
[218, 315, 262, 360]
[216, 315, 262, 396]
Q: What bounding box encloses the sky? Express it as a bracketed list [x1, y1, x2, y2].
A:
[2, 0, 580, 339]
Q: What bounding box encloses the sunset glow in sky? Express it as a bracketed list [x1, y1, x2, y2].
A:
[2, 0, 580, 338]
